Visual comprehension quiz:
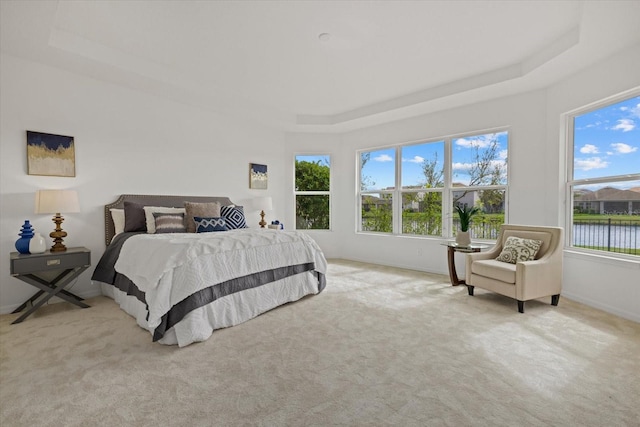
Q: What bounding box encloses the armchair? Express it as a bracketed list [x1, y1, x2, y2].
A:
[464, 224, 563, 313]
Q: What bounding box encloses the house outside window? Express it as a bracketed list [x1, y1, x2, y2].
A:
[295, 154, 331, 230]
[358, 130, 508, 239]
[567, 92, 640, 256]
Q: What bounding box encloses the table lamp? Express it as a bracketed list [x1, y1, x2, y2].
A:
[35, 189, 80, 252]
[253, 196, 273, 228]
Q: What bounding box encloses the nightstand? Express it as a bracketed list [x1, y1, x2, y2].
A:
[10, 247, 91, 324]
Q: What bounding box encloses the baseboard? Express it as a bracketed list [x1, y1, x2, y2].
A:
[333, 256, 449, 278]
[561, 291, 639, 323]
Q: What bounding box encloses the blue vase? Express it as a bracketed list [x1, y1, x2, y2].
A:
[15, 220, 35, 254]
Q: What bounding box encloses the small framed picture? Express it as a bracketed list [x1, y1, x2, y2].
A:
[27, 131, 76, 177]
[249, 163, 268, 189]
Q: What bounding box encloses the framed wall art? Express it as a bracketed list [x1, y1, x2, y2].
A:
[27, 131, 76, 177]
[249, 163, 268, 189]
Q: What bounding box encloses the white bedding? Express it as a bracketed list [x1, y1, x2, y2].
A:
[100, 272, 321, 346]
[97, 229, 327, 347]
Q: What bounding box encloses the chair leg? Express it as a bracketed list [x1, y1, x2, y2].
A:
[517, 300, 524, 313]
[551, 294, 560, 306]
[467, 285, 474, 296]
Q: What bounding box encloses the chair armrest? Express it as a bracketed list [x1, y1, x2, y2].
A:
[516, 257, 563, 300]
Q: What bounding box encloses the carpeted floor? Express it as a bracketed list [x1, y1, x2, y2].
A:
[1, 259, 639, 427]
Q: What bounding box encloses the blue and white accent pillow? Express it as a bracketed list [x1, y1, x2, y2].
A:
[220, 205, 248, 229]
[194, 216, 228, 233]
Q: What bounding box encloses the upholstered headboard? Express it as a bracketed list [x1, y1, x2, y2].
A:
[104, 194, 234, 246]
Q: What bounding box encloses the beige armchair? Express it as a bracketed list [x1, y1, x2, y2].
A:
[465, 224, 563, 313]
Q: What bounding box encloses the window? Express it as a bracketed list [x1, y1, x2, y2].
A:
[451, 132, 508, 240]
[360, 149, 394, 233]
[401, 141, 444, 236]
[358, 130, 508, 239]
[295, 155, 330, 230]
[567, 93, 640, 256]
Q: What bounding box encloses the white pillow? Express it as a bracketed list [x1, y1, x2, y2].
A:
[143, 206, 186, 233]
[110, 208, 125, 236]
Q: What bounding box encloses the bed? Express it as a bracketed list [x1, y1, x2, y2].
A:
[91, 194, 327, 347]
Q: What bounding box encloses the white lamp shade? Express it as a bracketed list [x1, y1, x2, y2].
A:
[35, 190, 80, 214]
[253, 196, 273, 212]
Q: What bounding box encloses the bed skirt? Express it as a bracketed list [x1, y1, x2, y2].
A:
[98, 270, 322, 347]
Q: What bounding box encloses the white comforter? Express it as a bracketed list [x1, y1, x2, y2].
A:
[114, 229, 327, 345]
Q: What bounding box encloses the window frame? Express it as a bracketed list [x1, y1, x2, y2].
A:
[357, 128, 509, 240]
[294, 153, 332, 231]
[564, 89, 640, 258]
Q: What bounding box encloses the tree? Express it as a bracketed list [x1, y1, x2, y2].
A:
[421, 152, 444, 188]
[453, 137, 506, 206]
[360, 152, 375, 190]
[295, 160, 330, 229]
[416, 152, 445, 234]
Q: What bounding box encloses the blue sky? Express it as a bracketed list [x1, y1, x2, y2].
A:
[361, 132, 508, 190]
[574, 95, 640, 189]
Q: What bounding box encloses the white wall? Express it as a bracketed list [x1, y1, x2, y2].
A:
[545, 46, 640, 322]
[286, 44, 640, 323]
[0, 54, 287, 313]
[289, 89, 549, 276]
[3, 43, 639, 322]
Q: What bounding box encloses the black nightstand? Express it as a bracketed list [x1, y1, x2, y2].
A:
[10, 247, 91, 324]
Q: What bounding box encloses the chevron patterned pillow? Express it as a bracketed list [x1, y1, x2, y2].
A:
[194, 216, 228, 233]
[220, 205, 248, 229]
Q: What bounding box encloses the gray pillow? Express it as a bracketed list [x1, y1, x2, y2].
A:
[124, 201, 146, 232]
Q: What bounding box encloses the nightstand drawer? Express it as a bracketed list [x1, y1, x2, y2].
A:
[10, 247, 91, 275]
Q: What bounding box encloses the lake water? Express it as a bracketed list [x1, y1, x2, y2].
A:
[573, 223, 639, 249]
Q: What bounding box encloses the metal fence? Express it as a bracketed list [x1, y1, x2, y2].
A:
[572, 218, 639, 255]
[367, 215, 640, 255]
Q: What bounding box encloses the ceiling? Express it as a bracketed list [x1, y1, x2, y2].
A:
[2, 1, 640, 132]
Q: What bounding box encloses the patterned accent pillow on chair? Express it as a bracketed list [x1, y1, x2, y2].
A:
[496, 236, 543, 264]
[194, 216, 228, 233]
[220, 205, 248, 229]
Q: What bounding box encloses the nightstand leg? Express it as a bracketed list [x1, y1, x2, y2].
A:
[11, 267, 89, 324]
[11, 290, 45, 313]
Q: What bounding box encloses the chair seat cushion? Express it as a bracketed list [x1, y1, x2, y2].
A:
[471, 259, 516, 284]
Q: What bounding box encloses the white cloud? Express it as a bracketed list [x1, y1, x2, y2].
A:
[632, 103, 640, 119]
[574, 157, 609, 171]
[452, 162, 473, 172]
[374, 154, 393, 162]
[452, 159, 507, 173]
[455, 137, 491, 149]
[611, 119, 635, 132]
[585, 121, 602, 129]
[610, 142, 638, 154]
[454, 132, 506, 149]
[499, 150, 508, 160]
[403, 155, 424, 163]
[579, 144, 599, 154]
